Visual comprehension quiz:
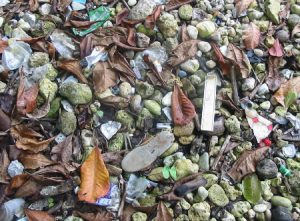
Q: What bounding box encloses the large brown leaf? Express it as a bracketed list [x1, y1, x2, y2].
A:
[273, 76, 300, 106]
[172, 84, 196, 126]
[25, 209, 55, 221]
[93, 62, 118, 94]
[10, 125, 55, 153]
[243, 22, 260, 49]
[235, 0, 254, 17]
[211, 43, 231, 75]
[51, 134, 73, 162]
[57, 60, 88, 84]
[227, 146, 269, 182]
[269, 38, 284, 57]
[165, 0, 193, 11]
[17, 74, 39, 115]
[78, 147, 110, 203]
[266, 57, 282, 92]
[168, 40, 200, 67]
[224, 43, 251, 79]
[157, 201, 172, 221]
[19, 153, 55, 170]
[6, 174, 30, 195]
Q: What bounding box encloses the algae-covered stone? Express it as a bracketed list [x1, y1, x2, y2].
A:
[286, 158, 300, 170]
[59, 82, 92, 105]
[59, 111, 77, 135]
[30, 52, 49, 67]
[132, 212, 147, 221]
[208, 184, 229, 207]
[136, 81, 154, 99]
[47, 97, 61, 118]
[174, 159, 199, 180]
[288, 170, 300, 196]
[197, 21, 216, 38]
[180, 59, 200, 74]
[179, 134, 195, 145]
[231, 201, 251, 218]
[261, 180, 274, 200]
[220, 180, 242, 201]
[128, 0, 156, 20]
[136, 108, 154, 129]
[157, 13, 179, 38]
[119, 82, 132, 98]
[39, 78, 58, 102]
[138, 194, 156, 206]
[180, 198, 191, 210]
[203, 173, 218, 188]
[188, 202, 210, 221]
[130, 94, 143, 113]
[265, 0, 281, 24]
[178, 4, 193, 20]
[144, 100, 161, 116]
[108, 133, 124, 152]
[291, 4, 300, 15]
[225, 115, 241, 135]
[162, 142, 179, 157]
[198, 152, 209, 171]
[271, 196, 292, 208]
[174, 121, 195, 137]
[164, 152, 184, 167]
[115, 110, 135, 129]
[194, 186, 208, 202]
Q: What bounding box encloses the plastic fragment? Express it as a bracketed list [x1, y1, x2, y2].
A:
[0, 198, 25, 221]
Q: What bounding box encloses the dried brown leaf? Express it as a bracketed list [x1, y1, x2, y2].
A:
[25, 209, 55, 221]
[243, 22, 260, 49]
[75, 211, 114, 221]
[168, 40, 200, 67]
[157, 201, 172, 221]
[269, 38, 284, 57]
[0, 109, 10, 131]
[292, 24, 300, 38]
[165, 0, 193, 11]
[57, 60, 88, 84]
[15, 178, 41, 198]
[0, 149, 9, 184]
[127, 28, 136, 47]
[172, 84, 196, 126]
[93, 62, 118, 94]
[29, 0, 39, 12]
[51, 135, 73, 162]
[211, 43, 231, 75]
[10, 125, 55, 153]
[180, 23, 190, 42]
[6, 174, 30, 195]
[145, 6, 162, 29]
[78, 148, 110, 203]
[235, 0, 254, 17]
[273, 76, 300, 106]
[102, 150, 126, 165]
[26, 100, 50, 119]
[116, 8, 130, 25]
[227, 146, 269, 182]
[224, 43, 251, 78]
[266, 57, 283, 92]
[19, 153, 54, 170]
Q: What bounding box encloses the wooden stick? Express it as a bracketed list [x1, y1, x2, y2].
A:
[230, 67, 239, 105]
[212, 135, 231, 170]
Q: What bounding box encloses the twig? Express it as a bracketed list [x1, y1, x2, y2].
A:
[248, 74, 267, 100]
[212, 135, 231, 170]
[121, 0, 130, 10]
[230, 67, 239, 105]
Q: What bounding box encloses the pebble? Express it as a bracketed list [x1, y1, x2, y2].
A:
[271, 196, 292, 208]
[199, 152, 209, 171]
[187, 25, 198, 40]
[8, 160, 24, 177]
[196, 186, 208, 202]
[162, 92, 172, 106]
[206, 60, 216, 69]
[127, 0, 137, 7]
[258, 83, 270, 95]
[119, 82, 132, 98]
[208, 184, 229, 207]
[254, 204, 268, 213]
[260, 101, 271, 110]
[136, 32, 150, 48]
[198, 41, 212, 52]
[256, 159, 278, 180]
[241, 77, 256, 91]
[180, 59, 200, 74]
[254, 49, 264, 57]
[276, 30, 290, 42]
[271, 206, 293, 221]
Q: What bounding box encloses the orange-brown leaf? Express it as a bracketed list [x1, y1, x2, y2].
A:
[172, 84, 196, 126]
[93, 62, 118, 94]
[0, 149, 9, 183]
[17, 75, 39, 115]
[273, 76, 300, 106]
[29, 0, 39, 12]
[243, 22, 260, 49]
[10, 125, 55, 153]
[57, 60, 88, 84]
[227, 146, 269, 182]
[19, 153, 55, 169]
[235, 0, 254, 17]
[269, 38, 284, 57]
[211, 43, 231, 75]
[78, 147, 110, 203]
[25, 209, 55, 221]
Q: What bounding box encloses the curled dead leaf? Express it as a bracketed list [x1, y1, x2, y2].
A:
[78, 147, 110, 203]
[0, 40, 8, 53]
[273, 76, 300, 106]
[172, 84, 196, 126]
[26, 99, 50, 119]
[243, 22, 260, 49]
[227, 146, 269, 182]
[266, 57, 283, 92]
[93, 62, 118, 94]
[25, 209, 55, 221]
[19, 153, 55, 170]
[211, 43, 231, 75]
[235, 0, 254, 17]
[157, 201, 172, 221]
[10, 125, 55, 153]
[269, 38, 284, 57]
[145, 6, 162, 29]
[57, 60, 88, 84]
[165, 0, 194, 11]
[29, 0, 39, 12]
[51, 134, 73, 162]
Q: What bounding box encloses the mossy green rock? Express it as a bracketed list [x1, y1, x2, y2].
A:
[136, 108, 154, 129]
[47, 97, 61, 118]
[59, 82, 92, 105]
[288, 170, 300, 196]
[157, 13, 179, 38]
[188, 202, 210, 221]
[225, 115, 241, 134]
[220, 180, 242, 201]
[108, 133, 124, 152]
[231, 201, 251, 218]
[271, 196, 292, 208]
[286, 158, 300, 170]
[291, 4, 300, 15]
[30, 52, 49, 67]
[132, 212, 147, 221]
[265, 0, 281, 24]
[115, 110, 135, 129]
[44, 63, 58, 81]
[136, 24, 156, 37]
[208, 184, 229, 207]
[162, 142, 179, 157]
[203, 173, 218, 188]
[39, 78, 57, 102]
[179, 134, 195, 145]
[196, 21, 216, 38]
[42, 21, 56, 35]
[178, 4, 193, 20]
[144, 100, 161, 116]
[136, 81, 154, 99]
[261, 180, 274, 201]
[59, 111, 77, 135]
[174, 159, 199, 180]
[137, 194, 156, 207]
[174, 121, 195, 137]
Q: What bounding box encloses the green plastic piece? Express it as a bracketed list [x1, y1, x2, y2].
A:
[162, 166, 170, 179]
[170, 166, 177, 180]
